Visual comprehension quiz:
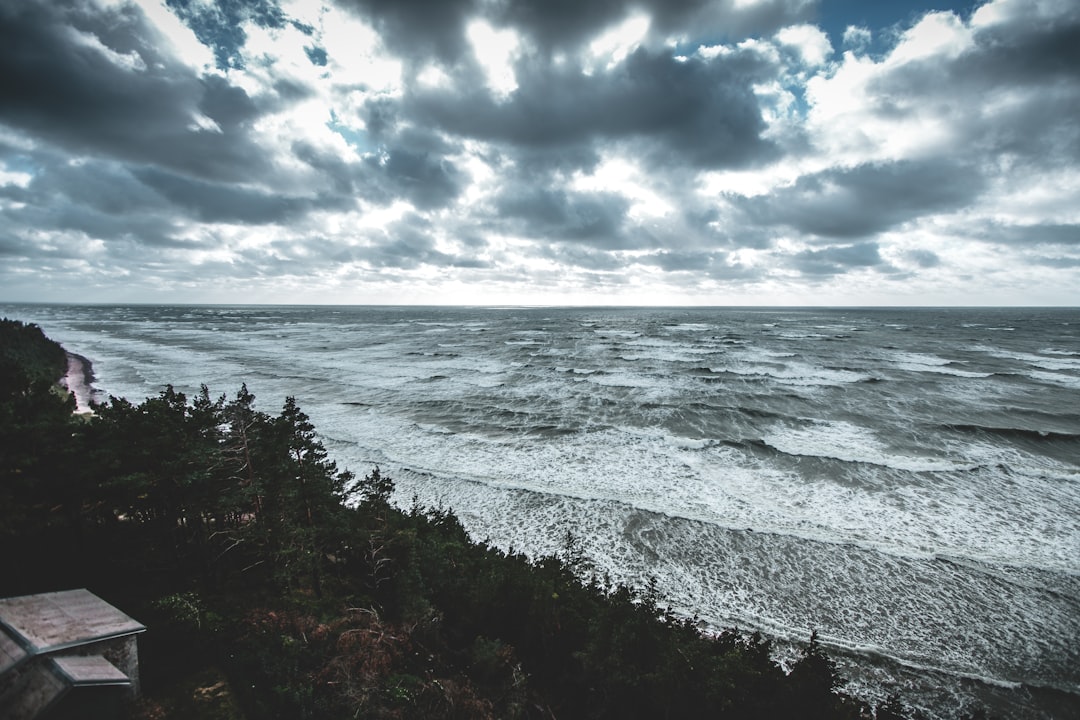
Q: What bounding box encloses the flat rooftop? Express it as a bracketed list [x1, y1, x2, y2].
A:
[51, 655, 130, 686]
[0, 589, 145, 655]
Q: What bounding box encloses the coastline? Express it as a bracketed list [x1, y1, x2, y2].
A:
[61, 351, 96, 414]
[14, 306, 1071, 720]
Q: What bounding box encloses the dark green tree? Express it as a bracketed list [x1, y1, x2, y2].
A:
[268, 396, 353, 596]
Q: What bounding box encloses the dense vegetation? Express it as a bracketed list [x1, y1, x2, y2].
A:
[0, 318, 939, 719]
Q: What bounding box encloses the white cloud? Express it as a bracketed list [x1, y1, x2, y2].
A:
[278, 0, 327, 29]
[66, 26, 147, 71]
[971, 0, 1075, 29]
[319, 8, 402, 95]
[417, 64, 453, 90]
[128, 0, 215, 71]
[889, 11, 972, 64]
[467, 20, 521, 98]
[586, 13, 651, 72]
[187, 112, 223, 134]
[804, 17, 969, 165]
[775, 24, 832, 67]
[571, 157, 672, 220]
[0, 163, 33, 189]
[842, 25, 872, 50]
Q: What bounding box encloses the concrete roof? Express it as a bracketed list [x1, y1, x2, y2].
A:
[0, 589, 145, 656]
[50, 655, 130, 686]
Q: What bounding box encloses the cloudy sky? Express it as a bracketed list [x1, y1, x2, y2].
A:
[1, 0, 1078, 305]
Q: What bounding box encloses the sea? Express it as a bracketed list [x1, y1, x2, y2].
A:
[3, 304, 1078, 719]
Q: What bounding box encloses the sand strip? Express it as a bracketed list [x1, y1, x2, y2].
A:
[61, 352, 96, 414]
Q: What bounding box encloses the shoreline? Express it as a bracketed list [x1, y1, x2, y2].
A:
[61, 351, 96, 414]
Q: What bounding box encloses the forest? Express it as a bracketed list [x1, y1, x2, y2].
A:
[0, 317, 954, 719]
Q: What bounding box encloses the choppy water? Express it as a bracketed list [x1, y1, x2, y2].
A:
[4, 304, 1079, 718]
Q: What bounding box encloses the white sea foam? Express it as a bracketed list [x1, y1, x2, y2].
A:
[1027, 369, 1080, 389]
[713, 362, 870, 386]
[761, 421, 965, 472]
[978, 346, 1080, 372]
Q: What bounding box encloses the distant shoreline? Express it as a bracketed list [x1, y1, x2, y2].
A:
[61, 352, 96, 414]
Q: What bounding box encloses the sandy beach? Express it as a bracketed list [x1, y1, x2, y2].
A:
[61, 352, 95, 414]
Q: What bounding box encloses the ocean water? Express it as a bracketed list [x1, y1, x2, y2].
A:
[4, 304, 1078, 718]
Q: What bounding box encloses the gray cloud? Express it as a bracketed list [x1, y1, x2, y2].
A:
[407, 47, 776, 169]
[344, 0, 478, 64]
[494, 187, 632, 246]
[0, 1, 274, 183]
[1033, 255, 1080, 269]
[737, 160, 983, 239]
[336, 0, 815, 66]
[789, 242, 884, 276]
[635, 250, 758, 280]
[370, 149, 464, 210]
[979, 223, 1080, 247]
[905, 249, 941, 268]
[500, 0, 815, 52]
[133, 168, 316, 224]
[537, 245, 628, 272]
[869, 7, 1080, 164]
[0, 151, 190, 249]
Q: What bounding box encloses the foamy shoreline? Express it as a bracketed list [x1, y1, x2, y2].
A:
[61, 351, 96, 414]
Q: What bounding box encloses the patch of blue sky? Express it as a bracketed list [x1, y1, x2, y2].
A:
[328, 111, 372, 153]
[816, 0, 978, 54]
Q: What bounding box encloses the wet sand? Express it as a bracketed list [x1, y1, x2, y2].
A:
[61, 352, 95, 414]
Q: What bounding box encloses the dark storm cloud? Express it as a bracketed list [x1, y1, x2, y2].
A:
[641, 250, 717, 272]
[341, 112, 465, 208]
[336, 0, 477, 64]
[980, 223, 1080, 247]
[133, 168, 316, 224]
[1033, 255, 1080, 269]
[1, 151, 166, 217]
[536, 245, 627, 272]
[0, 1, 271, 183]
[360, 216, 487, 269]
[57, 207, 194, 249]
[637, 250, 739, 274]
[287, 212, 490, 271]
[870, 6, 1080, 163]
[495, 187, 632, 246]
[0, 151, 192, 248]
[199, 74, 261, 130]
[337, 0, 814, 64]
[0, 232, 35, 258]
[683, 206, 777, 250]
[368, 149, 464, 210]
[292, 141, 385, 199]
[737, 160, 983, 238]
[408, 47, 776, 169]
[789, 242, 883, 276]
[943, 4, 1080, 86]
[502, 0, 815, 52]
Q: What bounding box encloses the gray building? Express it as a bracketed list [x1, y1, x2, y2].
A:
[0, 589, 145, 719]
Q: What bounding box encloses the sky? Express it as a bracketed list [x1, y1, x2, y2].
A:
[0, 0, 1078, 306]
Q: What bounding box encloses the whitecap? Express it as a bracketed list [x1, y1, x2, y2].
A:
[761, 421, 964, 473]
